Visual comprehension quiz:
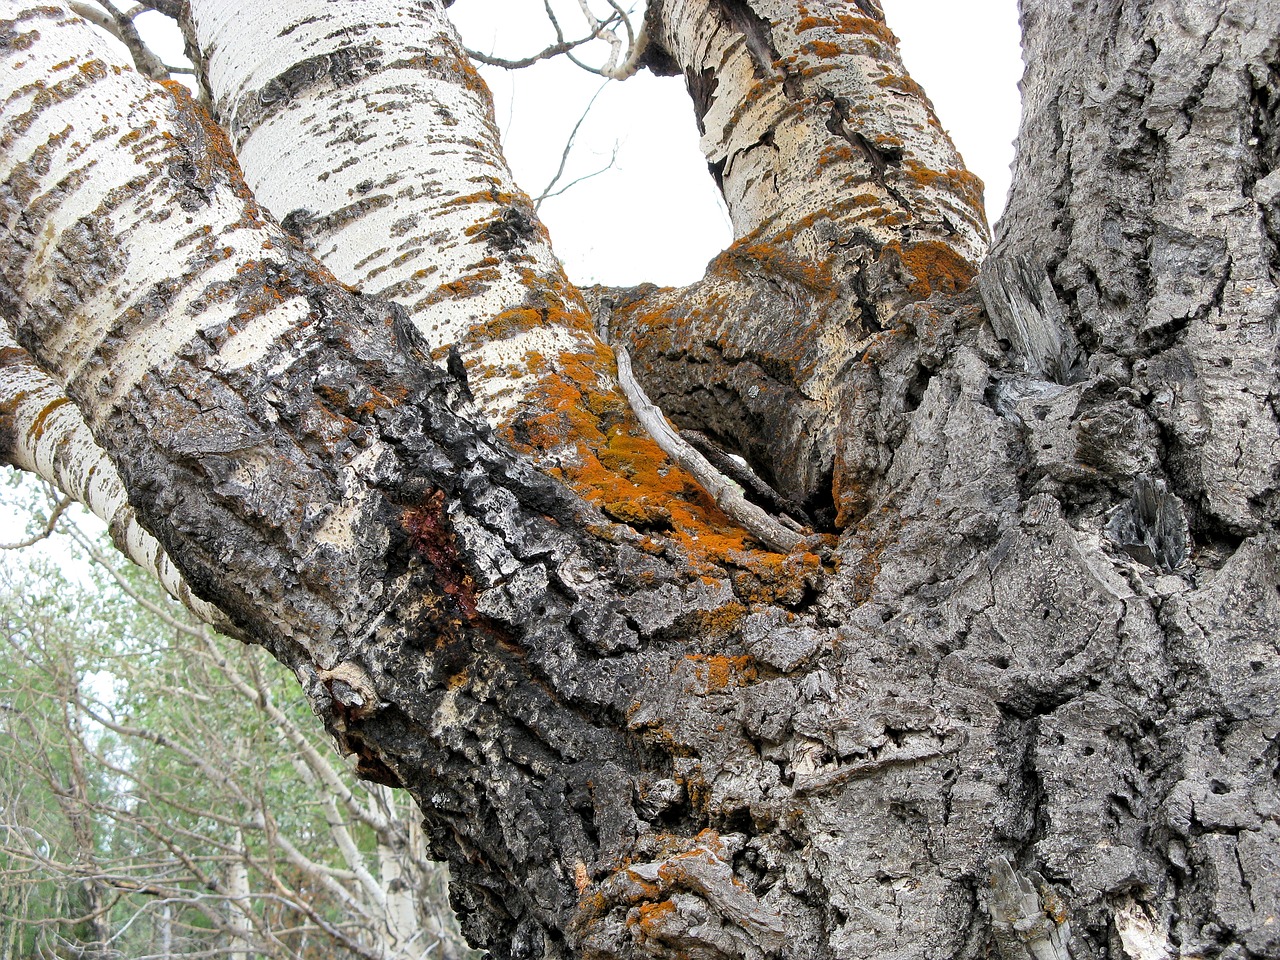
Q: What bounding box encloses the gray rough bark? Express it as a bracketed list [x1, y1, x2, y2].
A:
[2, 1, 1279, 959]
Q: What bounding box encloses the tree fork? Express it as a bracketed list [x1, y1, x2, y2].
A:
[3, 1, 1280, 958]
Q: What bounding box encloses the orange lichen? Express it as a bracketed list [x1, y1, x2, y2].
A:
[883, 240, 978, 299]
[901, 161, 987, 216]
[806, 40, 843, 59]
[684, 602, 748, 641]
[873, 71, 929, 100]
[682, 654, 758, 693]
[629, 898, 677, 938]
[415, 267, 502, 309]
[794, 14, 898, 46]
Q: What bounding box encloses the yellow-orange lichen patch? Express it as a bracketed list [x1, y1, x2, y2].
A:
[873, 71, 928, 99]
[883, 240, 978, 299]
[682, 654, 758, 693]
[901, 161, 987, 217]
[684, 601, 748, 642]
[805, 40, 843, 59]
[729, 548, 823, 606]
[628, 898, 677, 941]
[794, 14, 898, 46]
[715, 240, 833, 296]
[446, 188, 519, 211]
[415, 267, 502, 310]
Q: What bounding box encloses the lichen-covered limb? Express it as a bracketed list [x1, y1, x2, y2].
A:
[645, 0, 987, 259]
[186, 0, 781, 553]
[189, 0, 611, 429]
[0, 329, 234, 632]
[605, 0, 990, 519]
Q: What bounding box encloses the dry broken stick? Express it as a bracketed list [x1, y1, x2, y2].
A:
[614, 345, 805, 554]
[465, 0, 648, 79]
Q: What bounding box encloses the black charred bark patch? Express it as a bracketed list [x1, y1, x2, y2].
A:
[481, 205, 537, 251]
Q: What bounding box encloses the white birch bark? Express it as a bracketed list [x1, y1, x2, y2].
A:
[378, 828, 423, 959]
[0, 3, 421, 666]
[228, 828, 254, 960]
[189, 0, 612, 426]
[649, 0, 988, 262]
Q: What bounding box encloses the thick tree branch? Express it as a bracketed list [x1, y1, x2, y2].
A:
[601, 0, 991, 522]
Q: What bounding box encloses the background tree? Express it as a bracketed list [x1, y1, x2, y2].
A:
[2, 1, 1278, 959]
[0, 494, 475, 959]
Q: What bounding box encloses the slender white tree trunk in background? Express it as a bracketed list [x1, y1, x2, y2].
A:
[2, 1, 1279, 959]
[228, 828, 253, 960]
[159, 902, 173, 958]
[379, 833, 420, 958]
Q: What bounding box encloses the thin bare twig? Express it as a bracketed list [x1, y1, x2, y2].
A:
[0, 495, 73, 549]
[462, 1, 646, 79]
[533, 81, 617, 211]
[465, 29, 602, 70]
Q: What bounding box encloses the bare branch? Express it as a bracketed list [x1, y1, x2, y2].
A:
[71, 0, 169, 79]
[465, 30, 600, 70]
[461, 0, 646, 78]
[533, 80, 614, 211]
[0, 494, 72, 549]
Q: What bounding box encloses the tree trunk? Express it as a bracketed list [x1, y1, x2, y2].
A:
[2, 2, 1278, 959]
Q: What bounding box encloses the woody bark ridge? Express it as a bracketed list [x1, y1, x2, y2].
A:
[0, 2, 1002, 956]
[598, 0, 989, 524]
[987, 0, 1280, 536]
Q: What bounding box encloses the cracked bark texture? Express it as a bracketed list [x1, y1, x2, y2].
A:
[2, 2, 1279, 960]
